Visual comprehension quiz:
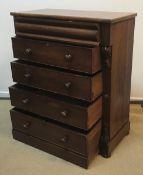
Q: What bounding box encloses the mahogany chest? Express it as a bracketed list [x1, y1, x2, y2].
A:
[9, 9, 136, 168]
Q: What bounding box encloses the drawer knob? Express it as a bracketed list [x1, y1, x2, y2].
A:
[105, 59, 111, 68]
[61, 136, 68, 143]
[104, 94, 109, 99]
[64, 82, 72, 89]
[61, 111, 68, 117]
[23, 122, 31, 129]
[24, 73, 31, 79]
[65, 54, 72, 61]
[22, 98, 29, 104]
[25, 48, 31, 54]
[101, 46, 112, 57]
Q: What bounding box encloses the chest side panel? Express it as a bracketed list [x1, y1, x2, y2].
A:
[110, 18, 135, 139]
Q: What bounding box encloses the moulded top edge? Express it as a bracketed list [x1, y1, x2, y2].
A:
[10, 8, 137, 23]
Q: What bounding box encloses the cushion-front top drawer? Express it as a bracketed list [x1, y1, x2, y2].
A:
[10, 108, 101, 156]
[11, 61, 102, 102]
[12, 37, 101, 74]
[13, 16, 100, 46]
[9, 84, 102, 130]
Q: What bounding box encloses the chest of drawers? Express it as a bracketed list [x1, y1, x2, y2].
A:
[9, 9, 136, 168]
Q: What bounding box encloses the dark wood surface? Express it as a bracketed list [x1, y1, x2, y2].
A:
[99, 18, 136, 157]
[11, 108, 101, 168]
[9, 84, 102, 130]
[11, 109, 87, 156]
[12, 37, 101, 74]
[9, 9, 136, 168]
[109, 19, 135, 139]
[12, 130, 87, 168]
[11, 61, 102, 101]
[11, 9, 136, 23]
[15, 22, 99, 40]
[108, 122, 130, 154]
[15, 32, 100, 46]
[13, 15, 101, 46]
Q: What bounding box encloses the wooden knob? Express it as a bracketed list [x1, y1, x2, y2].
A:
[25, 48, 31, 54]
[24, 73, 31, 79]
[61, 111, 68, 117]
[104, 94, 109, 99]
[23, 122, 31, 129]
[101, 46, 112, 57]
[64, 82, 71, 89]
[65, 54, 72, 61]
[61, 136, 68, 143]
[22, 98, 29, 104]
[105, 59, 111, 68]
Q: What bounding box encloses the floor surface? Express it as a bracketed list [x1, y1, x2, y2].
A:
[0, 100, 143, 175]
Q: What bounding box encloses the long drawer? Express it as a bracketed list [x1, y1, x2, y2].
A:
[12, 130, 88, 168]
[13, 16, 100, 46]
[9, 84, 102, 130]
[12, 37, 101, 74]
[10, 108, 101, 157]
[11, 61, 102, 101]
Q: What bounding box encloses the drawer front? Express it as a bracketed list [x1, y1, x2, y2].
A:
[12, 37, 101, 74]
[10, 109, 87, 155]
[9, 85, 102, 130]
[13, 16, 100, 46]
[11, 61, 102, 101]
[12, 130, 88, 168]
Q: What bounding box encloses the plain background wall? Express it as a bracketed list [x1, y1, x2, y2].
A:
[0, 0, 143, 99]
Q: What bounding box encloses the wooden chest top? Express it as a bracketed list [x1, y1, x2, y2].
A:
[11, 8, 136, 23]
